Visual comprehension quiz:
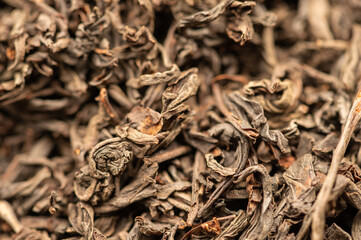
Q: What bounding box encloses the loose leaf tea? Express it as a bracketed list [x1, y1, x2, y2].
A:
[1, 0, 361, 240]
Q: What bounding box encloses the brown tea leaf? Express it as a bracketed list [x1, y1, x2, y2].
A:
[68, 202, 94, 239]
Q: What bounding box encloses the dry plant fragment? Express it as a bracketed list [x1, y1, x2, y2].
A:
[181, 215, 236, 240]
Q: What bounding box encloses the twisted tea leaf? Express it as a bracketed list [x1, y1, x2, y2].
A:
[68, 202, 94, 240]
[227, 91, 290, 154]
[244, 79, 299, 114]
[129, 64, 181, 88]
[89, 138, 133, 178]
[135, 216, 171, 236]
[178, 0, 232, 28]
[74, 166, 98, 202]
[205, 153, 237, 177]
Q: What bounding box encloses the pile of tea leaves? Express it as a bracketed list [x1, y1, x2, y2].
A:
[1, 0, 361, 240]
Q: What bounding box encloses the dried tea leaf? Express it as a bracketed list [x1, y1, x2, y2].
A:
[89, 138, 133, 178]
[68, 202, 94, 239]
[178, 0, 233, 28]
[244, 79, 300, 114]
[129, 64, 181, 88]
[162, 68, 200, 117]
[205, 153, 237, 177]
[325, 223, 352, 240]
[227, 91, 290, 154]
[283, 154, 318, 199]
[352, 211, 361, 240]
[0, 200, 23, 233]
[110, 163, 158, 208]
[215, 210, 248, 240]
[135, 216, 171, 236]
[157, 181, 191, 200]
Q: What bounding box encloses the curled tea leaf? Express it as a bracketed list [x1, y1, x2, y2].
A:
[89, 138, 133, 178]
[128, 64, 181, 88]
[244, 79, 300, 114]
[135, 216, 171, 236]
[205, 153, 237, 177]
